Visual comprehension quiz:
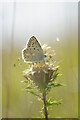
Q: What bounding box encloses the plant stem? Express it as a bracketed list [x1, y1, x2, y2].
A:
[42, 92, 48, 120]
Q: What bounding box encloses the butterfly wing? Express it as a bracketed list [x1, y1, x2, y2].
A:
[22, 36, 45, 62]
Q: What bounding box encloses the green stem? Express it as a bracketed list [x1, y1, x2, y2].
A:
[42, 92, 48, 120]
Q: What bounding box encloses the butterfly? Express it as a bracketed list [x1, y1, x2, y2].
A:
[22, 36, 45, 63]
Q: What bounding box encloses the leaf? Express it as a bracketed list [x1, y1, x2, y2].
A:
[52, 83, 66, 87]
[46, 81, 65, 94]
[26, 89, 41, 99]
[26, 86, 33, 89]
[52, 67, 62, 81]
[57, 73, 62, 77]
[52, 68, 59, 81]
[46, 99, 62, 107]
[25, 84, 33, 89]
[23, 80, 29, 83]
[47, 97, 52, 103]
[40, 107, 44, 117]
[53, 72, 59, 80]
[47, 82, 64, 89]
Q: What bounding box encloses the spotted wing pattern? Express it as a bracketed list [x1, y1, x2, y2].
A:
[22, 36, 45, 62]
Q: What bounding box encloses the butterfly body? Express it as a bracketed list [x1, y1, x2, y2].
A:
[22, 36, 45, 63]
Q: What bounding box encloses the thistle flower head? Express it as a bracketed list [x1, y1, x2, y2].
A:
[24, 63, 57, 92]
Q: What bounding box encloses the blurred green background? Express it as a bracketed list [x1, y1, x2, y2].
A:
[2, 2, 78, 118]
